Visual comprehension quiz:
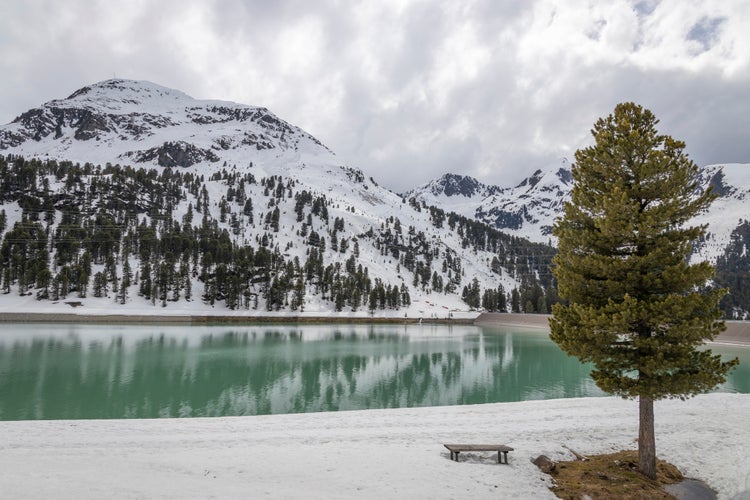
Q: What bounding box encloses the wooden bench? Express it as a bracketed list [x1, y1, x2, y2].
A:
[444, 444, 514, 464]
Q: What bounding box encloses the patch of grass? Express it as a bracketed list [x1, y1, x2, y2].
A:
[549, 450, 684, 500]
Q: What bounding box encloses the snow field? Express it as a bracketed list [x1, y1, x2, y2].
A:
[0, 393, 748, 499]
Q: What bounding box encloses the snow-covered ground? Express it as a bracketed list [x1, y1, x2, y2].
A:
[0, 289, 480, 322]
[0, 393, 748, 499]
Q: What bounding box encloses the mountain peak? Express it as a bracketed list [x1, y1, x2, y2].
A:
[404, 173, 501, 201]
[62, 79, 192, 108]
[435, 173, 483, 197]
[1, 78, 331, 168]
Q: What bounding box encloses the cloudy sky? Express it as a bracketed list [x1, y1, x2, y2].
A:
[1, 0, 749, 192]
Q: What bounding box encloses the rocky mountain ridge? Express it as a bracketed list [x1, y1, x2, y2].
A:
[406, 161, 750, 263]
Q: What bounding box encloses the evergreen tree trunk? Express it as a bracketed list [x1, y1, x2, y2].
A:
[639, 395, 656, 480]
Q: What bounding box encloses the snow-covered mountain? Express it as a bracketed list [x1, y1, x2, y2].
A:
[405, 165, 573, 244]
[0, 78, 331, 169]
[692, 164, 750, 261]
[406, 161, 750, 262]
[0, 79, 554, 316]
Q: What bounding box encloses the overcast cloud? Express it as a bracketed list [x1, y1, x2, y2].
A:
[1, 0, 749, 192]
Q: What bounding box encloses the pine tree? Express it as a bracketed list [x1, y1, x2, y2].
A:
[76, 267, 89, 298]
[93, 271, 107, 298]
[550, 102, 738, 479]
[179, 260, 191, 301]
[119, 255, 132, 305]
[400, 283, 410, 306]
[36, 268, 51, 299]
[139, 261, 152, 299]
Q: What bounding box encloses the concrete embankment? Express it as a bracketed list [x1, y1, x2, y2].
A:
[0, 312, 475, 325]
[717, 321, 750, 346]
[474, 312, 552, 330]
[473, 313, 750, 346]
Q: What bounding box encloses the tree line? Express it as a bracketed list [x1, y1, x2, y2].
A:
[0, 154, 564, 314]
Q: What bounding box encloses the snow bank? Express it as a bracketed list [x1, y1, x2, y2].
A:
[0, 394, 748, 499]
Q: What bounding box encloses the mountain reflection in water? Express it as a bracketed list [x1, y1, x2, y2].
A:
[1, 323, 743, 421]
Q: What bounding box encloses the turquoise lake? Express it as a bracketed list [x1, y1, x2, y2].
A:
[0, 323, 747, 421]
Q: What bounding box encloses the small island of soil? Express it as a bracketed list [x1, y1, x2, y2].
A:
[547, 450, 698, 500]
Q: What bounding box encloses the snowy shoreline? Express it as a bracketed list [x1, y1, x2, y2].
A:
[0, 394, 748, 499]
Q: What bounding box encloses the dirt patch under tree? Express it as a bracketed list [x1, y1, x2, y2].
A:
[547, 450, 686, 499]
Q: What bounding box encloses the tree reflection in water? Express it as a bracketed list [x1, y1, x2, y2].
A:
[7, 322, 743, 421]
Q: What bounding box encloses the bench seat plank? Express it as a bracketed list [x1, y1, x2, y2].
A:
[444, 444, 514, 464]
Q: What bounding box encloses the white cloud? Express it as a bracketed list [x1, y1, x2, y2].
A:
[0, 0, 749, 191]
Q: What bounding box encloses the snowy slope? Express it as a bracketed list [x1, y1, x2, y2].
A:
[693, 163, 750, 261]
[0, 393, 748, 499]
[405, 164, 574, 244]
[407, 161, 750, 261]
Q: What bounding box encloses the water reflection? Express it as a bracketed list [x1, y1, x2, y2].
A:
[707, 344, 750, 394]
[0, 323, 744, 421]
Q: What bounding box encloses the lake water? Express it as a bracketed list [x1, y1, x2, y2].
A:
[0, 323, 747, 421]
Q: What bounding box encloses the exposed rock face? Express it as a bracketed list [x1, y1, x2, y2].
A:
[407, 173, 501, 199]
[122, 141, 220, 168]
[439, 174, 482, 197]
[707, 170, 733, 197]
[0, 128, 25, 148]
[11, 107, 111, 142]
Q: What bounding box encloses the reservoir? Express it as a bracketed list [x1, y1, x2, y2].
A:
[0, 322, 746, 420]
